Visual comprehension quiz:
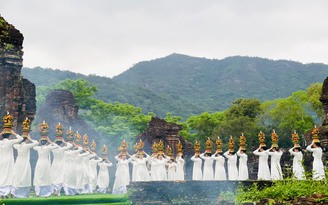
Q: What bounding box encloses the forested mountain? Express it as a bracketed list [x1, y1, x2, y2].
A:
[22, 54, 328, 118]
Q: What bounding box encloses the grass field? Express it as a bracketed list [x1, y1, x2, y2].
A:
[0, 194, 131, 205]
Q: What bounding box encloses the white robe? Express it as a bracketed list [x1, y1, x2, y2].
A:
[152, 157, 170, 181]
[81, 153, 96, 194]
[306, 146, 325, 180]
[112, 156, 131, 194]
[150, 157, 159, 181]
[89, 157, 102, 191]
[75, 151, 90, 191]
[97, 161, 112, 193]
[267, 150, 283, 180]
[12, 140, 38, 198]
[63, 146, 82, 195]
[237, 151, 249, 180]
[175, 156, 185, 180]
[33, 144, 59, 197]
[289, 148, 305, 180]
[133, 156, 151, 182]
[191, 156, 203, 180]
[200, 153, 214, 180]
[51, 143, 73, 192]
[253, 149, 270, 180]
[211, 154, 226, 180]
[167, 162, 177, 180]
[223, 152, 239, 180]
[0, 134, 23, 197]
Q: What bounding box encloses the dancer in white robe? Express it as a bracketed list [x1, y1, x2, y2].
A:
[51, 141, 73, 196]
[266, 146, 283, 180]
[149, 155, 159, 181]
[211, 151, 226, 180]
[167, 158, 177, 180]
[223, 151, 238, 180]
[0, 130, 23, 197]
[131, 158, 137, 182]
[253, 145, 270, 180]
[306, 141, 325, 180]
[75, 150, 90, 193]
[236, 148, 249, 180]
[200, 152, 214, 180]
[13, 135, 38, 198]
[96, 159, 113, 193]
[112, 154, 132, 194]
[175, 154, 185, 180]
[152, 154, 170, 181]
[132, 153, 151, 182]
[191, 154, 203, 180]
[289, 146, 305, 180]
[81, 150, 96, 194]
[33, 139, 59, 197]
[89, 155, 102, 192]
[63, 145, 83, 195]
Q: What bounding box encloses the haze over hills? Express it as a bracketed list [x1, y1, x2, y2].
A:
[22, 53, 328, 118]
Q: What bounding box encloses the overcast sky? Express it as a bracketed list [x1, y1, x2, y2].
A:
[1, 0, 328, 77]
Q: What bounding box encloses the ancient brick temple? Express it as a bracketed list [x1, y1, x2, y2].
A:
[0, 15, 36, 132]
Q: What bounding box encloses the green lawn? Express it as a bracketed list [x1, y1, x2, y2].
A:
[0, 194, 131, 205]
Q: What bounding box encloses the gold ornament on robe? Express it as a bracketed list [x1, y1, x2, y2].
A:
[311, 125, 320, 143]
[39, 121, 49, 141]
[54, 122, 63, 142]
[176, 140, 183, 156]
[205, 137, 213, 154]
[66, 127, 73, 143]
[228, 135, 234, 153]
[90, 140, 97, 152]
[215, 136, 222, 153]
[258, 131, 266, 147]
[194, 140, 201, 155]
[102, 144, 108, 159]
[239, 133, 246, 151]
[118, 139, 128, 156]
[2, 111, 13, 134]
[271, 129, 279, 148]
[21, 117, 31, 138]
[151, 141, 158, 156]
[166, 145, 173, 159]
[291, 130, 300, 148]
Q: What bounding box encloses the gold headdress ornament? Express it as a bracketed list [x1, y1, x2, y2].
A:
[271, 129, 279, 148]
[151, 141, 158, 156]
[239, 133, 246, 151]
[194, 140, 201, 155]
[291, 130, 300, 148]
[74, 131, 82, 145]
[136, 139, 145, 156]
[228, 135, 235, 153]
[166, 145, 174, 159]
[118, 139, 128, 156]
[21, 117, 31, 138]
[39, 120, 49, 141]
[66, 127, 74, 143]
[205, 137, 213, 154]
[83, 134, 89, 149]
[215, 136, 223, 153]
[157, 140, 164, 155]
[54, 122, 63, 142]
[90, 140, 97, 152]
[101, 144, 108, 160]
[176, 140, 183, 156]
[311, 125, 320, 143]
[258, 131, 266, 147]
[2, 111, 13, 135]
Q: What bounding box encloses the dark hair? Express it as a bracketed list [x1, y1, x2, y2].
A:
[2, 133, 11, 138]
[205, 153, 212, 157]
[56, 141, 63, 146]
[40, 140, 47, 145]
[261, 147, 267, 151]
[293, 147, 301, 152]
[314, 142, 321, 147]
[229, 151, 235, 155]
[272, 147, 279, 151]
[20, 137, 28, 144]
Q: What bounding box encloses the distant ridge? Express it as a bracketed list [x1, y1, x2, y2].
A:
[23, 53, 328, 118]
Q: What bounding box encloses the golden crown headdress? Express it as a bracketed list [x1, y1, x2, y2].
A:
[157, 140, 164, 155]
[102, 144, 108, 159]
[83, 134, 89, 149]
[74, 131, 82, 145]
[311, 125, 320, 143]
[54, 122, 63, 142]
[2, 111, 13, 134]
[91, 140, 97, 152]
[152, 141, 158, 155]
[166, 145, 174, 159]
[21, 117, 31, 138]
[205, 137, 213, 154]
[194, 140, 201, 155]
[291, 130, 300, 148]
[258, 131, 266, 147]
[176, 140, 183, 155]
[39, 120, 49, 141]
[66, 127, 74, 142]
[118, 139, 128, 156]
[228, 135, 235, 152]
[215, 136, 222, 153]
[239, 133, 246, 151]
[136, 139, 145, 156]
[271, 129, 279, 148]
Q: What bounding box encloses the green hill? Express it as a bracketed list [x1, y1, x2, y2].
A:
[22, 54, 328, 118]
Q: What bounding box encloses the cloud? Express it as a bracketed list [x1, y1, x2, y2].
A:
[1, 0, 328, 77]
